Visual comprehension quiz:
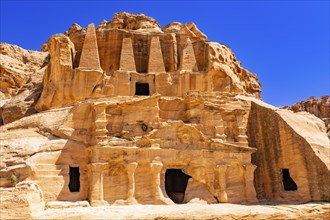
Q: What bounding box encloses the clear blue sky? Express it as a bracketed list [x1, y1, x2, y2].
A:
[1, 0, 329, 106]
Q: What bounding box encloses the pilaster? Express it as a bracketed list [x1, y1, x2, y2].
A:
[215, 163, 230, 202]
[150, 160, 174, 204]
[92, 103, 107, 145]
[243, 164, 258, 202]
[88, 163, 108, 206]
[126, 162, 138, 204]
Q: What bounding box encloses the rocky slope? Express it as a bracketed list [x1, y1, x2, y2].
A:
[0, 43, 48, 99]
[283, 96, 330, 138]
[0, 43, 48, 124]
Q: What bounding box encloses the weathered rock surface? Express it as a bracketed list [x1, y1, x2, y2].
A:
[0, 107, 72, 187]
[0, 182, 44, 219]
[244, 96, 330, 202]
[283, 96, 330, 138]
[0, 43, 48, 124]
[109, 12, 163, 33]
[0, 12, 329, 220]
[0, 43, 48, 98]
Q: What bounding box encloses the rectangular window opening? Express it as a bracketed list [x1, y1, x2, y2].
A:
[135, 83, 150, 96]
[69, 166, 80, 192]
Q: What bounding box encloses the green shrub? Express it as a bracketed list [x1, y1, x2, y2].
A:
[141, 123, 148, 132]
[10, 174, 18, 185]
[127, 137, 135, 141]
[45, 201, 49, 210]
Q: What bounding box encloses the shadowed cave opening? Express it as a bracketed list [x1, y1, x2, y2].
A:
[282, 168, 298, 191]
[69, 167, 80, 192]
[135, 83, 149, 96]
[165, 169, 191, 204]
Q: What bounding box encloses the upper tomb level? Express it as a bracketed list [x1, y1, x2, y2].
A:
[36, 12, 261, 111]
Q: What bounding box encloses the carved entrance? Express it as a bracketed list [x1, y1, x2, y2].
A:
[282, 168, 297, 191]
[165, 169, 191, 203]
[69, 167, 80, 192]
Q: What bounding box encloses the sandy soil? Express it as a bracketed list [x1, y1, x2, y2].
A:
[32, 202, 330, 220]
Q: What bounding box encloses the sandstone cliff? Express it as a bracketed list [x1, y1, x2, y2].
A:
[0, 12, 329, 220]
[283, 96, 330, 138]
[0, 43, 48, 98]
[0, 43, 48, 124]
[244, 97, 330, 202]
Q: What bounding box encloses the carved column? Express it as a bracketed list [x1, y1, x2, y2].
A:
[215, 163, 230, 202]
[88, 163, 108, 206]
[243, 164, 258, 202]
[215, 118, 227, 140]
[150, 160, 174, 205]
[237, 126, 248, 143]
[236, 113, 248, 144]
[126, 162, 138, 204]
[185, 73, 190, 93]
[92, 103, 108, 145]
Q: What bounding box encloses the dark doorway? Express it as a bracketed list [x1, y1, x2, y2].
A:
[69, 167, 80, 192]
[165, 169, 191, 204]
[135, 83, 149, 96]
[282, 169, 297, 191]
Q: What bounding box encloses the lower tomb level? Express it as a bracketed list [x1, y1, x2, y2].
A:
[27, 145, 257, 206]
